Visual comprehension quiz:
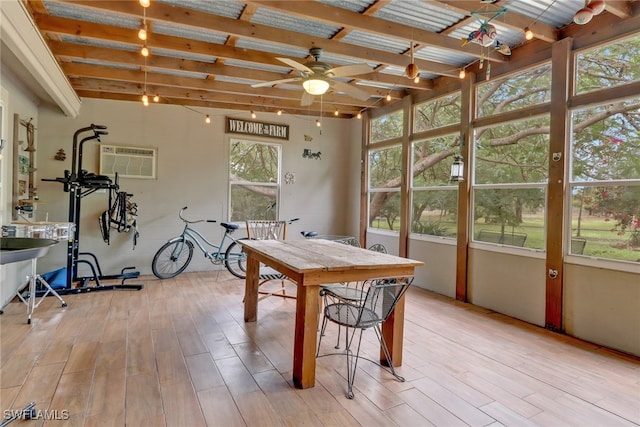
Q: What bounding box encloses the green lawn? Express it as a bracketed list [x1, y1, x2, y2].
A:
[372, 212, 640, 262]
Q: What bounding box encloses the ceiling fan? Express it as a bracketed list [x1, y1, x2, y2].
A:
[251, 47, 373, 106]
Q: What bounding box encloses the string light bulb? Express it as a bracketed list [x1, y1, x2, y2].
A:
[356, 111, 362, 119]
[138, 25, 147, 41]
[277, 110, 282, 116]
[414, 75, 420, 83]
[524, 27, 533, 41]
[251, 111, 256, 119]
[153, 94, 159, 102]
[141, 93, 149, 106]
[141, 45, 149, 57]
[386, 93, 391, 102]
[334, 109, 339, 116]
[459, 69, 466, 79]
[205, 115, 211, 124]
[139, 0, 150, 7]
[316, 119, 321, 127]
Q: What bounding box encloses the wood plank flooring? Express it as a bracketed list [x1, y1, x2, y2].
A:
[0, 271, 638, 426]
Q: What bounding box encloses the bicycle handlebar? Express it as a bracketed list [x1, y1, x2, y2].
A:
[179, 206, 217, 224]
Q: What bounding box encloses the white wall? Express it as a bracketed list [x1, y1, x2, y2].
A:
[564, 263, 640, 356]
[36, 98, 357, 277]
[408, 238, 457, 298]
[468, 248, 546, 326]
[0, 64, 42, 307]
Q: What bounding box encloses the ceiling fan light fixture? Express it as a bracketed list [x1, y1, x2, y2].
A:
[302, 78, 330, 96]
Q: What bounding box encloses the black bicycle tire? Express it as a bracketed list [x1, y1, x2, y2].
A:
[225, 239, 248, 279]
[152, 239, 194, 279]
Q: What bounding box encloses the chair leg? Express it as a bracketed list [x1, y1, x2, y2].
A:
[344, 326, 364, 399]
[316, 309, 329, 357]
[373, 324, 405, 382]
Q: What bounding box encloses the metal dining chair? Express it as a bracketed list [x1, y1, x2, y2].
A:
[317, 277, 413, 399]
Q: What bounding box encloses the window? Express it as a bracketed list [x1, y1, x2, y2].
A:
[473, 115, 550, 249]
[368, 145, 402, 231]
[411, 135, 459, 238]
[414, 93, 461, 132]
[575, 33, 640, 95]
[229, 138, 280, 221]
[569, 98, 640, 261]
[370, 110, 403, 144]
[476, 64, 551, 117]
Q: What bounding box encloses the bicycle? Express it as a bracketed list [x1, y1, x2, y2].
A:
[152, 207, 249, 279]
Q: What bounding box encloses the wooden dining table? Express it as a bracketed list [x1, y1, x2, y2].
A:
[240, 238, 424, 389]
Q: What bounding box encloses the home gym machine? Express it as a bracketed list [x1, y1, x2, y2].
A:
[43, 124, 143, 294]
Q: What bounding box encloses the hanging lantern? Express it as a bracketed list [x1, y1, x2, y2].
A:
[574, 7, 594, 24]
[450, 154, 465, 182]
[405, 42, 419, 80]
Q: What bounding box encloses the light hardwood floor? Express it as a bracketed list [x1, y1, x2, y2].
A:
[0, 271, 638, 426]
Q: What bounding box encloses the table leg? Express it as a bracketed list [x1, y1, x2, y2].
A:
[381, 294, 405, 366]
[243, 255, 259, 322]
[292, 280, 319, 389]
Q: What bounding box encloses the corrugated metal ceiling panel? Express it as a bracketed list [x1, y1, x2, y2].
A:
[152, 22, 228, 45]
[251, 7, 340, 38]
[506, 0, 585, 28]
[313, 0, 376, 13]
[223, 58, 292, 74]
[43, 1, 138, 28]
[234, 38, 310, 60]
[341, 30, 408, 54]
[374, 0, 465, 33]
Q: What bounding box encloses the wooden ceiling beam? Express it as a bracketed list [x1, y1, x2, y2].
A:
[62, 62, 391, 107]
[244, 0, 506, 63]
[70, 78, 363, 115]
[51, 42, 407, 100]
[55, 0, 460, 77]
[37, 14, 433, 92]
[74, 90, 359, 118]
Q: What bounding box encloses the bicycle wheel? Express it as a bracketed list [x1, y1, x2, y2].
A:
[225, 238, 248, 279]
[152, 239, 194, 279]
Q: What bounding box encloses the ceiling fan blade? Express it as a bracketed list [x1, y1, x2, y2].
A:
[251, 77, 301, 88]
[277, 57, 313, 73]
[331, 81, 371, 101]
[300, 91, 315, 106]
[326, 63, 373, 78]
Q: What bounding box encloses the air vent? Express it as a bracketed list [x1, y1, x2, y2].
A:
[99, 144, 157, 179]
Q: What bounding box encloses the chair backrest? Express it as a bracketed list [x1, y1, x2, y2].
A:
[357, 277, 412, 327]
[367, 243, 387, 253]
[246, 220, 287, 241]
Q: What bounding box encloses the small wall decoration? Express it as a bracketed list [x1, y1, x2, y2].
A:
[304, 134, 313, 142]
[302, 148, 321, 160]
[54, 148, 66, 161]
[18, 155, 29, 175]
[284, 171, 295, 184]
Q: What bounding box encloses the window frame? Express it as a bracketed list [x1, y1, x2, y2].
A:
[228, 137, 282, 222]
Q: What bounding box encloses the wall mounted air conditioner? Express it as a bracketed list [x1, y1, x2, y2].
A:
[99, 144, 157, 179]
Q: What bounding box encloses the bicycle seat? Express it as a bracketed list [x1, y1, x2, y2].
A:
[220, 222, 239, 232]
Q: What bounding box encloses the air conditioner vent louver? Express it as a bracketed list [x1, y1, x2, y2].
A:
[100, 144, 157, 179]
